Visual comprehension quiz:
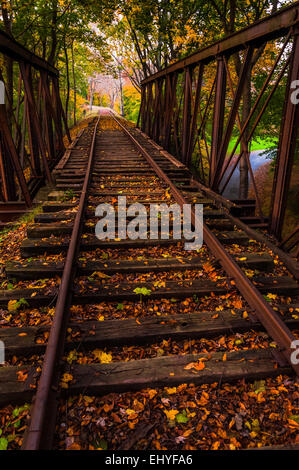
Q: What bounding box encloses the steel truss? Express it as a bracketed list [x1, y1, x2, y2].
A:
[140, 2, 299, 239]
[0, 30, 71, 208]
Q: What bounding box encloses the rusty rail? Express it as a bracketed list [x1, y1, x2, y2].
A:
[111, 112, 299, 377]
[23, 116, 100, 450]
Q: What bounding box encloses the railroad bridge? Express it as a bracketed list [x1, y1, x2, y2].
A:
[0, 2, 299, 451]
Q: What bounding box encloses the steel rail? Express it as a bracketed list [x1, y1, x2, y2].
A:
[111, 113, 299, 377]
[23, 116, 101, 450]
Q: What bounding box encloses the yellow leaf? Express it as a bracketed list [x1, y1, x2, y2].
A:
[164, 409, 179, 420]
[91, 272, 111, 279]
[61, 373, 73, 383]
[8, 300, 18, 312]
[267, 293, 277, 300]
[60, 373, 73, 389]
[93, 350, 112, 363]
[165, 387, 177, 395]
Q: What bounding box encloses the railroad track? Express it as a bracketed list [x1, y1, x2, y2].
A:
[1, 113, 299, 450]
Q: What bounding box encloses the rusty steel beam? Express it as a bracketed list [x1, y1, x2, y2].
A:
[0, 104, 32, 206]
[219, 55, 291, 196]
[218, 34, 291, 189]
[142, 1, 299, 84]
[52, 77, 71, 145]
[181, 67, 193, 164]
[41, 72, 65, 155]
[0, 35, 70, 210]
[20, 62, 53, 184]
[152, 79, 162, 142]
[211, 46, 254, 190]
[111, 112, 299, 377]
[270, 29, 299, 239]
[223, 56, 264, 220]
[210, 56, 226, 186]
[186, 63, 204, 166]
[0, 30, 58, 76]
[163, 73, 178, 151]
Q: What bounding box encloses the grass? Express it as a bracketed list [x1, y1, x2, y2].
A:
[227, 137, 277, 153]
[0, 205, 42, 242]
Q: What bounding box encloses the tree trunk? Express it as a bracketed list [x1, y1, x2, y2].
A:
[1, 2, 13, 129]
[119, 69, 124, 116]
[71, 41, 77, 126]
[89, 81, 94, 111]
[64, 38, 70, 123]
[48, 1, 58, 66]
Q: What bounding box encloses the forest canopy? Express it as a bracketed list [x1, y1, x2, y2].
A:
[0, 0, 292, 124]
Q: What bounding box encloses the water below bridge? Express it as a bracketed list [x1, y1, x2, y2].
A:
[221, 149, 272, 199]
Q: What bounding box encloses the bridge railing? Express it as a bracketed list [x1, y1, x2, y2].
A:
[0, 31, 71, 208]
[139, 2, 299, 239]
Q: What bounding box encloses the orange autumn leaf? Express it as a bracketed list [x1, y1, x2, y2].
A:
[288, 418, 299, 428]
[184, 360, 205, 371]
[232, 299, 243, 309]
[148, 389, 157, 399]
[17, 370, 28, 382]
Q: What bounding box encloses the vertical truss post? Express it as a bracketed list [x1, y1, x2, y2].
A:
[145, 82, 153, 137]
[211, 46, 254, 190]
[41, 71, 64, 156]
[140, 85, 146, 131]
[158, 78, 166, 144]
[137, 85, 145, 129]
[52, 76, 71, 145]
[0, 102, 32, 206]
[162, 74, 171, 148]
[186, 63, 204, 167]
[20, 62, 53, 184]
[270, 28, 299, 239]
[0, 135, 11, 201]
[210, 56, 227, 185]
[162, 75, 170, 145]
[25, 91, 41, 175]
[182, 67, 193, 164]
[164, 73, 178, 152]
[152, 79, 162, 142]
